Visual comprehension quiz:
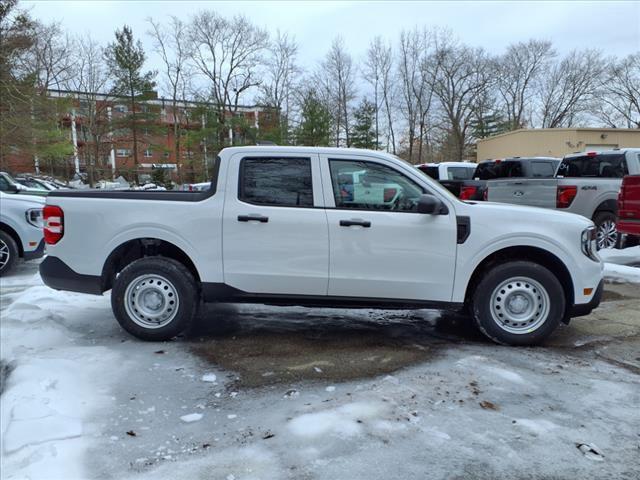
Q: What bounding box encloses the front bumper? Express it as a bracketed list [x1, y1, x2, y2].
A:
[39, 256, 103, 295]
[569, 279, 604, 318]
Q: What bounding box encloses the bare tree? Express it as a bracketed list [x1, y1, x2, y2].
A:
[431, 34, 492, 161]
[497, 39, 554, 130]
[189, 11, 268, 146]
[317, 37, 357, 147]
[364, 36, 398, 153]
[538, 49, 604, 128]
[259, 30, 300, 143]
[65, 35, 111, 185]
[148, 15, 191, 181]
[22, 21, 73, 93]
[597, 53, 640, 128]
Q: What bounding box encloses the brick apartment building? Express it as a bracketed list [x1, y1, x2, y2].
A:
[3, 89, 278, 182]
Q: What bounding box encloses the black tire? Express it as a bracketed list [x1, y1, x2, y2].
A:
[0, 230, 19, 276]
[593, 211, 618, 250]
[471, 261, 565, 346]
[111, 256, 199, 341]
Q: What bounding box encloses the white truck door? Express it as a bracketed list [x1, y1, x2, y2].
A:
[222, 153, 329, 295]
[321, 154, 458, 302]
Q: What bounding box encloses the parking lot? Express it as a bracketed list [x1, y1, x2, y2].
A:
[1, 254, 639, 480]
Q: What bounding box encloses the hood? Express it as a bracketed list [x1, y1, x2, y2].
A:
[461, 200, 593, 229]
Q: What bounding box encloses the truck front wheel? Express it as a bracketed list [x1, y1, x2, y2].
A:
[471, 261, 565, 346]
[111, 257, 199, 341]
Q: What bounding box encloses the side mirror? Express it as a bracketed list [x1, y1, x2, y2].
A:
[417, 194, 449, 215]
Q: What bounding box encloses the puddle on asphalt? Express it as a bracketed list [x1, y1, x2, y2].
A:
[188, 303, 484, 387]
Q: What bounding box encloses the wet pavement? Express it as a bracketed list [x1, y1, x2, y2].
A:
[189, 281, 640, 387]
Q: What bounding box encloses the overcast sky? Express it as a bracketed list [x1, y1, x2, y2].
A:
[24, 0, 640, 97]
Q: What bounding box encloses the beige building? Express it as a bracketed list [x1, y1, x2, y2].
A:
[476, 128, 640, 160]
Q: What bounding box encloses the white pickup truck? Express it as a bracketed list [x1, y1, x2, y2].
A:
[488, 149, 640, 249]
[40, 146, 604, 346]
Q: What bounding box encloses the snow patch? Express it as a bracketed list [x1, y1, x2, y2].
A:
[603, 263, 640, 284]
[201, 373, 217, 383]
[288, 402, 383, 438]
[180, 413, 203, 423]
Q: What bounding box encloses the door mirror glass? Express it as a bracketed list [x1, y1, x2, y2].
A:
[417, 194, 448, 215]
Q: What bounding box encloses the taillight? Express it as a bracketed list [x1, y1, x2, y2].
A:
[556, 185, 577, 209]
[43, 205, 64, 245]
[460, 185, 478, 200]
[383, 188, 397, 202]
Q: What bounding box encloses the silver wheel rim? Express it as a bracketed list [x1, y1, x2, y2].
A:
[596, 220, 617, 250]
[0, 238, 10, 270]
[489, 276, 550, 334]
[124, 274, 179, 329]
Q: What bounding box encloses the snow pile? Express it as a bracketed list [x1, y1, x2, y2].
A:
[600, 246, 640, 284]
[0, 269, 121, 479]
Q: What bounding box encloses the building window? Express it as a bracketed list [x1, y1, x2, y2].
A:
[144, 149, 153, 158]
[164, 151, 170, 158]
[114, 104, 128, 113]
[116, 149, 131, 157]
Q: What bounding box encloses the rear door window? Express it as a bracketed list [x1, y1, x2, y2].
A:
[239, 157, 313, 207]
[474, 162, 498, 180]
[557, 154, 628, 178]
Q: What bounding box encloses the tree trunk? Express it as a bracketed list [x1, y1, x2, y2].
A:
[130, 87, 139, 184]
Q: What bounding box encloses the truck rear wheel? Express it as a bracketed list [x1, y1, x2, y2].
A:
[471, 261, 565, 346]
[111, 257, 199, 341]
[593, 211, 618, 250]
[0, 230, 19, 276]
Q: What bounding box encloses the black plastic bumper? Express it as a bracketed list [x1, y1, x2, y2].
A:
[39, 256, 104, 295]
[570, 279, 604, 318]
[23, 238, 45, 261]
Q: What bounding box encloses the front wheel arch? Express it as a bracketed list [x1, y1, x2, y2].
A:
[464, 246, 574, 322]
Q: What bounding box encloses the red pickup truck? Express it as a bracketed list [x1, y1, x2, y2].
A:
[617, 175, 640, 242]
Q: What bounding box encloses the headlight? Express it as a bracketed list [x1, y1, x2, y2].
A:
[25, 208, 43, 228]
[581, 227, 598, 261]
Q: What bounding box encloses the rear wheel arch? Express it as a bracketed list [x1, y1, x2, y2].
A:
[101, 238, 201, 292]
[464, 246, 574, 321]
[592, 199, 618, 217]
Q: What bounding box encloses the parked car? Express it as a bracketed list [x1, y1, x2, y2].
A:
[15, 176, 58, 191]
[0, 172, 49, 196]
[0, 192, 46, 275]
[617, 175, 640, 245]
[459, 157, 560, 201]
[488, 149, 640, 249]
[39, 146, 603, 346]
[416, 162, 477, 197]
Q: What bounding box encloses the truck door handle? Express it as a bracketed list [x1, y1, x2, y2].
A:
[340, 219, 371, 228]
[238, 214, 269, 223]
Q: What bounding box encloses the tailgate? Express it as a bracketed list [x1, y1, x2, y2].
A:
[487, 178, 558, 208]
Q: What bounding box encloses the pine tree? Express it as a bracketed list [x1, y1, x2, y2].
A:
[105, 25, 156, 184]
[295, 91, 331, 146]
[350, 99, 378, 149]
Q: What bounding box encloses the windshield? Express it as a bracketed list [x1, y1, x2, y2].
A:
[557, 153, 628, 178]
